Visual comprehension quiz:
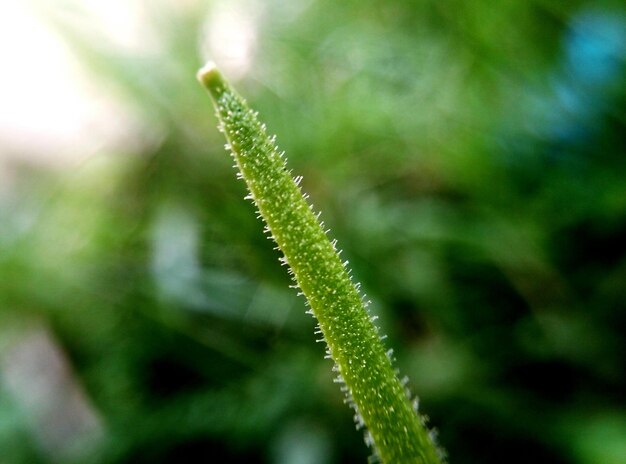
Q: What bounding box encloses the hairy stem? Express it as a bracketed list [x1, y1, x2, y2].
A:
[197, 62, 443, 464]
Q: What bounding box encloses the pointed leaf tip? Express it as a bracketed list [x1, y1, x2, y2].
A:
[197, 61, 227, 100]
[196, 61, 217, 82]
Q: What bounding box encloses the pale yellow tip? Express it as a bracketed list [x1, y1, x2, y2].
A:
[196, 61, 217, 83]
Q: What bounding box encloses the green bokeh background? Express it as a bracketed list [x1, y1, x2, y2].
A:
[1, 1, 625, 463]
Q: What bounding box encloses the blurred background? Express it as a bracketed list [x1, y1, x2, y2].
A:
[1, 0, 625, 463]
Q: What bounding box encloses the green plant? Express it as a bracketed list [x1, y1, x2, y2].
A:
[197, 63, 443, 464]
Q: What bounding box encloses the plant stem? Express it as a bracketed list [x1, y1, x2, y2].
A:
[197, 62, 443, 464]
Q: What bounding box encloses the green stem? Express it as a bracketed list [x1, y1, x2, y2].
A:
[197, 62, 443, 464]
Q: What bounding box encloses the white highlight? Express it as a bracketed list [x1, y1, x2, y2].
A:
[0, 1, 141, 166]
[201, 0, 261, 79]
[197, 60, 217, 82]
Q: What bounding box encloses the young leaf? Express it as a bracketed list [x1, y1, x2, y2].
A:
[197, 62, 443, 464]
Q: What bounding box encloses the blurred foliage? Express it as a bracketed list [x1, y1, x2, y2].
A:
[1, 0, 625, 463]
